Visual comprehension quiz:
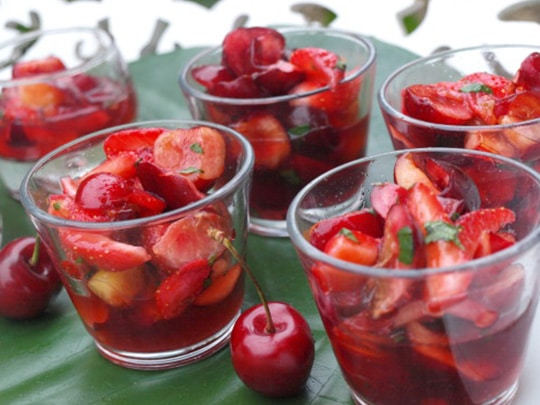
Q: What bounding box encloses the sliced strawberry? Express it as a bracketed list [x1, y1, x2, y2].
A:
[455, 207, 515, 254]
[289, 76, 361, 114]
[12, 56, 66, 78]
[308, 209, 384, 251]
[60, 231, 151, 272]
[153, 126, 226, 188]
[84, 153, 140, 180]
[155, 259, 212, 320]
[103, 127, 164, 158]
[230, 112, 291, 169]
[324, 228, 380, 266]
[194, 263, 242, 306]
[289, 47, 345, 88]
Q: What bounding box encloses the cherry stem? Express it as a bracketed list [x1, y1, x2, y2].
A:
[29, 236, 41, 267]
[208, 228, 276, 334]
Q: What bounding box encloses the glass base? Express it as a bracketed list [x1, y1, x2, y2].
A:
[0, 157, 35, 200]
[351, 381, 518, 405]
[249, 218, 288, 237]
[94, 310, 240, 370]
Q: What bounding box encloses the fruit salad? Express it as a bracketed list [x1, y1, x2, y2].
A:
[384, 51, 540, 171]
[305, 152, 537, 404]
[183, 27, 374, 223]
[34, 125, 248, 367]
[0, 55, 137, 162]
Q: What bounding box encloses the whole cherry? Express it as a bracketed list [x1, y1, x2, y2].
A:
[0, 236, 63, 320]
[209, 229, 315, 397]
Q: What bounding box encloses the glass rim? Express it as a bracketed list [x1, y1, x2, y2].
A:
[19, 119, 255, 230]
[286, 146, 540, 278]
[378, 43, 540, 130]
[0, 26, 118, 86]
[178, 25, 376, 105]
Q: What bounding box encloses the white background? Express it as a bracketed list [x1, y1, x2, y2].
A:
[1, 1, 539, 404]
[0, 0, 539, 62]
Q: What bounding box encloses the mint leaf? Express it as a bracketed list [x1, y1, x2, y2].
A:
[397, 225, 414, 265]
[424, 221, 463, 249]
[460, 83, 493, 94]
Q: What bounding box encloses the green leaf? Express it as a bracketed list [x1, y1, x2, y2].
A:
[190, 142, 204, 154]
[460, 83, 493, 94]
[397, 0, 430, 34]
[290, 3, 338, 27]
[424, 221, 463, 249]
[178, 0, 222, 9]
[339, 227, 358, 243]
[397, 225, 414, 265]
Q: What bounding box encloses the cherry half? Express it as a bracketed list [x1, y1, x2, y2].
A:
[209, 229, 315, 398]
[0, 236, 63, 320]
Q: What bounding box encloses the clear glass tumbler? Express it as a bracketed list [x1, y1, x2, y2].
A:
[0, 27, 137, 198]
[180, 26, 376, 237]
[288, 148, 540, 405]
[20, 119, 254, 370]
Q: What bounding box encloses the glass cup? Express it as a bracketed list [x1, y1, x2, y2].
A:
[179, 26, 376, 237]
[287, 148, 540, 405]
[0, 27, 138, 199]
[19, 119, 254, 370]
[378, 44, 540, 171]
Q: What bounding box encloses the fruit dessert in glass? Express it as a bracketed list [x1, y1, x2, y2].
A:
[379, 45, 540, 172]
[287, 148, 540, 405]
[0, 27, 137, 198]
[180, 26, 376, 237]
[19, 120, 254, 370]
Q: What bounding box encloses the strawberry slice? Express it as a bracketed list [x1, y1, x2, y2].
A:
[12, 56, 66, 78]
[230, 112, 291, 170]
[324, 228, 380, 266]
[194, 263, 242, 306]
[289, 47, 345, 88]
[155, 259, 212, 320]
[60, 231, 151, 272]
[103, 127, 164, 158]
[455, 207, 515, 254]
[309, 209, 384, 251]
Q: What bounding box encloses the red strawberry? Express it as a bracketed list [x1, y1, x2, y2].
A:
[155, 259, 212, 320]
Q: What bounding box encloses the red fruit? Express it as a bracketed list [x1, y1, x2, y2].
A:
[136, 161, 205, 210]
[155, 259, 212, 320]
[308, 209, 384, 251]
[289, 47, 345, 88]
[103, 127, 164, 158]
[153, 126, 226, 189]
[254, 60, 305, 95]
[12, 56, 66, 78]
[230, 302, 315, 397]
[514, 52, 540, 91]
[59, 231, 151, 272]
[324, 228, 379, 266]
[191, 64, 236, 91]
[222, 27, 285, 76]
[0, 237, 62, 319]
[230, 112, 291, 170]
[402, 83, 473, 125]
